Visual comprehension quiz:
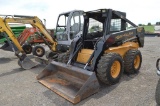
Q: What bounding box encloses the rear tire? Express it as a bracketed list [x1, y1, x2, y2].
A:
[97, 53, 124, 85]
[22, 45, 32, 54]
[124, 49, 142, 74]
[156, 78, 160, 105]
[32, 46, 45, 57]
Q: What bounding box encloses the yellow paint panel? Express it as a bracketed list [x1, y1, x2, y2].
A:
[80, 49, 94, 54]
[105, 42, 139, 58]
[76, 49, 94, 64]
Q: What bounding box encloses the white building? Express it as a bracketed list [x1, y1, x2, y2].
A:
[154, 25, 160, 34]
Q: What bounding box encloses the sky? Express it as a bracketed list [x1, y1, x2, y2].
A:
[0, 0, 159, 29]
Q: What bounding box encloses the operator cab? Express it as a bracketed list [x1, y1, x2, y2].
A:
[83, 9, 127, 49]
[56, 10, 84, 52]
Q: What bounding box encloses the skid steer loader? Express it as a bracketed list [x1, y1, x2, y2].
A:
[37, 9, 145, 104]
[0, 10, 84, 69]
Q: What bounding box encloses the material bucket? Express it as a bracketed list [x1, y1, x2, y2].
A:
[18, 57, 38, 70]
[1, 42, 37, 70]
[37, 61, 99, 104]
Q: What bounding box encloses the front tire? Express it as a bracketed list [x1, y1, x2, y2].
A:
[97, 53, 124, 85]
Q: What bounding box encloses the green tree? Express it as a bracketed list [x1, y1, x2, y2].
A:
[89, 26, 100, 32]
[148, 23, 151, 26]
[138, 24, 142, 26]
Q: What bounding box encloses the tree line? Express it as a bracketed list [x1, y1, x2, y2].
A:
[139, 22, 160, 26]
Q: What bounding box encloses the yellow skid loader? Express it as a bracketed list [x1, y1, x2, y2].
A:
[37, 8, 145, 104]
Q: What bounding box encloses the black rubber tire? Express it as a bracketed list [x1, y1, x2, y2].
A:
[22, 45, 32, 54]
[97, 53, 124, 85]
[58, 52, 70, 63]
[156, 78, 160, 105]
[124, 49, 142, 74]
[32, 46, 45, 57]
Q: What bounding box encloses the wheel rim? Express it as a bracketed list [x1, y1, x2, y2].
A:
[36, 48, 43, 55]
[134, 55, 140, 69]
[111, 60, 121, 78]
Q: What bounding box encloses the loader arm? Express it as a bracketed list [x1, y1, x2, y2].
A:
[4, 15, 57, 51]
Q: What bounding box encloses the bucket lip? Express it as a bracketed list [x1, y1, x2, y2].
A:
[51, 61, 94, 75]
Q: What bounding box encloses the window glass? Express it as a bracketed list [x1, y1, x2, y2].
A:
[88, 18, 103, 33]
[58, 15, 68, 26]
[56, 14, 69, 41]
[80, 15, 84, 30]
[110, 19, 121, 31]
[70, 12, 80, 39]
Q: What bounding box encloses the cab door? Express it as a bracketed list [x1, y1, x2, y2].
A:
[56, 11, 84, 52]
[69, 11, 84, 40]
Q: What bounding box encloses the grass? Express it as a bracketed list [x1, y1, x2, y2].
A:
[143, 25, 154, 33]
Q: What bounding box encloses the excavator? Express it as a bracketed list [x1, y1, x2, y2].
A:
[0, 15, 57, 69]
[0, 10, 84, 69]
[37, 9, 145, 104]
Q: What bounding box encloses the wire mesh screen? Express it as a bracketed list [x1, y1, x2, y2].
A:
[88, 18, 103, 33]
[110, 19, 121, 31]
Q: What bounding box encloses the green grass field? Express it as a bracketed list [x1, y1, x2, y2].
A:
[143, 25, 154, 33]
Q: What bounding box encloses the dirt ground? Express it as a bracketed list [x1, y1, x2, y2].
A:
[0, 37, 159, 106]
